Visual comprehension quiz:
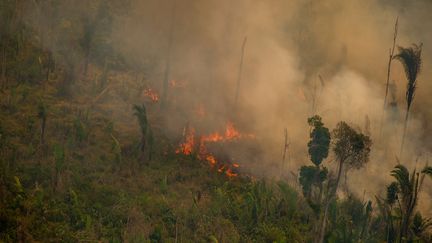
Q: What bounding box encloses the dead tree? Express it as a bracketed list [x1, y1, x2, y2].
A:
[161, 0, 177, 109]
[282, 128, 290, 173]
[234, 36, 247, 109]
[380, 17, 398, 137]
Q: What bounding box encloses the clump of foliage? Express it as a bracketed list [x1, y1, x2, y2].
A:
[299, 115, 330, 214]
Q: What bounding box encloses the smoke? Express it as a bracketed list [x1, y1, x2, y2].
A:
[24, 0, 432, 213]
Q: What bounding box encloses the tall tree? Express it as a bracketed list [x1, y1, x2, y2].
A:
[300, 116, 330, 232]
[393, 44, 422, 157]
[381, 17, 398, 137]
[307, 115, 330, 167]
[234, 36, 247, 110]
[318, 122, 371, 243]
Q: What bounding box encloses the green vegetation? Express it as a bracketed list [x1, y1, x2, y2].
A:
[0, 1, 431, 242]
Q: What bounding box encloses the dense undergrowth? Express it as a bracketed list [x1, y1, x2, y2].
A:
[1, 1, 432, 242]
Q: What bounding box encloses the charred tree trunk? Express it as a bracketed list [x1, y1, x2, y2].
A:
[399, 109, 409, 158]
[1, 44, 6, 89]
[40, 116, 46, 145]
[282, 128, 289, 171]
[234, 37, 247, 110]
[318, 160, 344, 243]
[161, 0, 176, 109]
[380, 17, 398, 137]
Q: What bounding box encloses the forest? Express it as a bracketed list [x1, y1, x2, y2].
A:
[0, 0, 432, 242]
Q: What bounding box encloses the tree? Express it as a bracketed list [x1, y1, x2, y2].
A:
[411, 212, 432, 241]
[390, 164, 432, 242]
[133, 104, 148, 156]
[393, 44, 422, 157]
[307, 115, 330, 167]
[381, 17, 398, 137]
[300, 115, 330, 206]
[318, 122, 371, 243]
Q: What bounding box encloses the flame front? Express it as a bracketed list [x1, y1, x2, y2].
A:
[144, 88, 159, 102]
[175, 121, 254, 177]
[176, 127, 195, 155]
[225, 122, 241, 139]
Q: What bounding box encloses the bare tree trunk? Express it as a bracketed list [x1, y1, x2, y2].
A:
[161, 0, 176, 109]
[40, 117, 46, 145]
[399, 109, 409, 159]
[1, 45, 6, 89]
[83, 50, 90, 76]
[380, 17, 398, 137]
[281, 128, 289, 173]
[234, 37, 247, 109]
[317, 160, 344, 243]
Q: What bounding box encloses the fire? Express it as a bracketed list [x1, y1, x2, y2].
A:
[225, 122, 241, 139]
[201, 132, 224, 142]
[144, 88, 159, 102]
[206, 154, 217, 165]
[225, 168, 238, 177]
[170, 79, 186, 88]
[175, 127, 195, 155]
[175, 121, 254, 178]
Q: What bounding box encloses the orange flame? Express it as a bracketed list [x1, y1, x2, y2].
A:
[170, 79, 187, 88]
[144, 88, 159, 102]
[225, 168, 238, 177]
[176, 127, 195, 155]
[206, 154, 217, 166]
[175, 121, 253, 178]
[201, 132, 224, 142]
[225, 122, 241, 139]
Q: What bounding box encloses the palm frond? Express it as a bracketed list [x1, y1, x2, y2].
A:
[422, 166, 432, 178]
[393, 43, 423, 110]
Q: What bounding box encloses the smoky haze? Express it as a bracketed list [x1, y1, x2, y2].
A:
[25, 0, 432, 214]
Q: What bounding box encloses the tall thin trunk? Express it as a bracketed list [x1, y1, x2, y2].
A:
[386, 206, 393, 243]
[399, 109, 409, 159]
[281, 128, 288, 173]
[234, 37, 247, 109]
[1, 45, 6, 89]
[380, 17, 398, 138]
[83, 50, 90, 76]
[318, 160, 344, 243]
[40, 117, 46, 145]
[161, 0, 176, 109]
[311, 77, 318, 115]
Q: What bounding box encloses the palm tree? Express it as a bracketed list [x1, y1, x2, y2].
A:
[133, 104, 148, 155]
[393, 44, 422, 157]
[390, 164, 432, 242]
[411, 212, 432, 241]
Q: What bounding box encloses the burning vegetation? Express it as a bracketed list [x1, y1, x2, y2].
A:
[2, 0, 432, 242]
[143, 88, 160, 102]
[175, 121, 255, 177]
